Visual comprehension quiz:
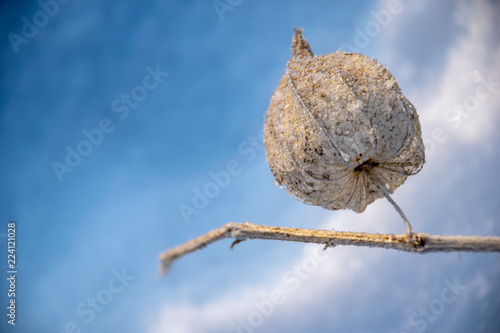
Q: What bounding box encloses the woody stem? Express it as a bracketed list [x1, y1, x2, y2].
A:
[158, 221, 500, 276]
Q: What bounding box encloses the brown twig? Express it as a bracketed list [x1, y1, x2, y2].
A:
[158, 221, 500, 275]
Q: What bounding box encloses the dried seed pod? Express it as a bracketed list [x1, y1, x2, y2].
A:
[264, 28, 425, 214]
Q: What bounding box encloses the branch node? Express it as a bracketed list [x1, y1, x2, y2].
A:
[323, 241, 336, 250]
[415, 235, 426, 251]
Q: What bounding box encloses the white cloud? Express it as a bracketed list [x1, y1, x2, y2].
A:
[147, 240, 383, 333]
[417, 1, 500, 148]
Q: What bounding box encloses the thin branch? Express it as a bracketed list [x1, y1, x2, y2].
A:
[373, 179, 413, 236]
[158, 221, 500, 275]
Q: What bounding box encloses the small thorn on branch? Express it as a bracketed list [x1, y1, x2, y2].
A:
[158, 221, 500, 276]
[230, 239, 244, 249]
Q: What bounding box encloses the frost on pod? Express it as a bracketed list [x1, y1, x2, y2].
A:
[264, 28, 425, 213]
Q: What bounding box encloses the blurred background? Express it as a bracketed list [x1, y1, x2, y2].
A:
[1, 0, 499, 332]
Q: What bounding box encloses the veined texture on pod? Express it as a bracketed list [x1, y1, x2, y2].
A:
[264, 28, 425, 213]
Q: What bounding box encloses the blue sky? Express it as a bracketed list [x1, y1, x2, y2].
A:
[1, 0, 499, 332]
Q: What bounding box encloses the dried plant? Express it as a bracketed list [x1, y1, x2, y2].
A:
[158, 28, 500, 275]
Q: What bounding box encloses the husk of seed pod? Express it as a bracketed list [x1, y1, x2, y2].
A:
[264, 28, 425, 213]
